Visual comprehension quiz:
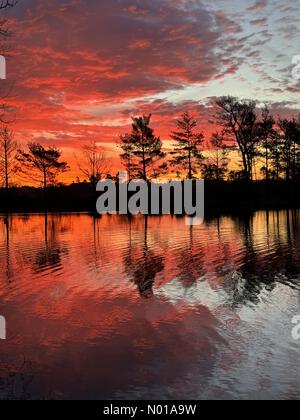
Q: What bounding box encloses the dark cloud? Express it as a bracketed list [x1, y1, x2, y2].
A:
[8, 0, 240, 101]
[1, 0, 298, 182]
[247, 0, 268, 12]
[250, 18, 267, 26]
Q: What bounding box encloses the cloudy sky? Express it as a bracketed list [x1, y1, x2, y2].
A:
[3, 0, 300, 181]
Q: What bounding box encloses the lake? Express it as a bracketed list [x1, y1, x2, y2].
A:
[0, 211, 299, 400]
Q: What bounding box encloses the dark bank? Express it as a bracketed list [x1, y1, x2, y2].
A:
[0, 180, 298, 215]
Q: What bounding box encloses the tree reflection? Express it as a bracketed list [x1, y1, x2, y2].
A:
[226, 210, 300, 307]
[174, 223, 205, 287]
[33, 213, 69, 273]
[123, 216, 164, 299]
[3, 214, 13, 282]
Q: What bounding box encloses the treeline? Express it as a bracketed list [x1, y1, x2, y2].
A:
[118, 96, 300, 183]
[0, 96, 300, 190]
[0, 133, 111, 190]
[0, 2, 299, 188]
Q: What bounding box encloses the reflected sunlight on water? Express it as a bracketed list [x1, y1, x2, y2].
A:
[0, 211, 299, 400]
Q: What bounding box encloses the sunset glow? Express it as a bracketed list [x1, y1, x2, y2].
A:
[3, 0, 300, 183]
[0, 0, 299, 403]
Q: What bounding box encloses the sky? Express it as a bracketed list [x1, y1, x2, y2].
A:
[2, 0, 300, 182]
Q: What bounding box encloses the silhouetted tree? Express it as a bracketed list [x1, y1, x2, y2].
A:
[215, 96, 258, 181]
[0, 0, 18, 36]
[268, 131, 283, 180]
[123, 114, 165, 181]
[278, 117, 300, 181]
[0, 0, 18, 121]
[17, 143, 69, 189]
[76, 141, 109, 187]
[0, 0, 18, 10]
[118, 133, 138, 181]
[170, 111, 204, 179]
[202, 132, 229, 180]
[256, 106, 277, 181]
[0, 125, 18, 189]
[228, 169, 247, 182]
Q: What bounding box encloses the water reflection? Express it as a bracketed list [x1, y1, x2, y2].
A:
[229, 210, 300, 307]
[0, 211, 299, 399]
[173, 224, 205, 287]
[3, 215, 12, 283]
[0, 359, 34, 400]
[123, 217, 164, 298]
[33, 214, 69, 274]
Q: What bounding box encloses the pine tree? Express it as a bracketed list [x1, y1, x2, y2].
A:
[170, 112, 204, 179]
[118, 133, 138, 181]
[120, 115, 165, 181]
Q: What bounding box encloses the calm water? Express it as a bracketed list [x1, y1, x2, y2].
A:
[0, 211, 299, 400]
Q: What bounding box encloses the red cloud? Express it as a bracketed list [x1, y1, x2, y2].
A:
[2, 0, 296, 184]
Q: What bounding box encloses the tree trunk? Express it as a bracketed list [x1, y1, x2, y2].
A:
[266, 144, 269, 181]
[5, 153, 8, 190]
[188, 149, 192, 180]
[241, 152, 250, 181]
[4, 137, 8, 190]
[142, 145, 147, 181]
[43, 169, 47, 190]
[293, 141, 296, 181]
[128, 154, 131, 181]
[216, 151, 220, 181]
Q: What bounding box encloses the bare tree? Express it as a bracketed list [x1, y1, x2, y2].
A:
[0, 125, 18, 188]
[215, 96, 258, 181]
[0, 0, 18, 38]
[278, 117, 300, 181]
[77, 141, 110, 186]
[118, 133, 137, 181]
[0, 1, 18, 9]
[269, 131, 282, 180]
[0, 0, 18, 121]
[202, 132, 230, 181]
[256, 106, 277, 181]
[17, 143, 69, 189]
